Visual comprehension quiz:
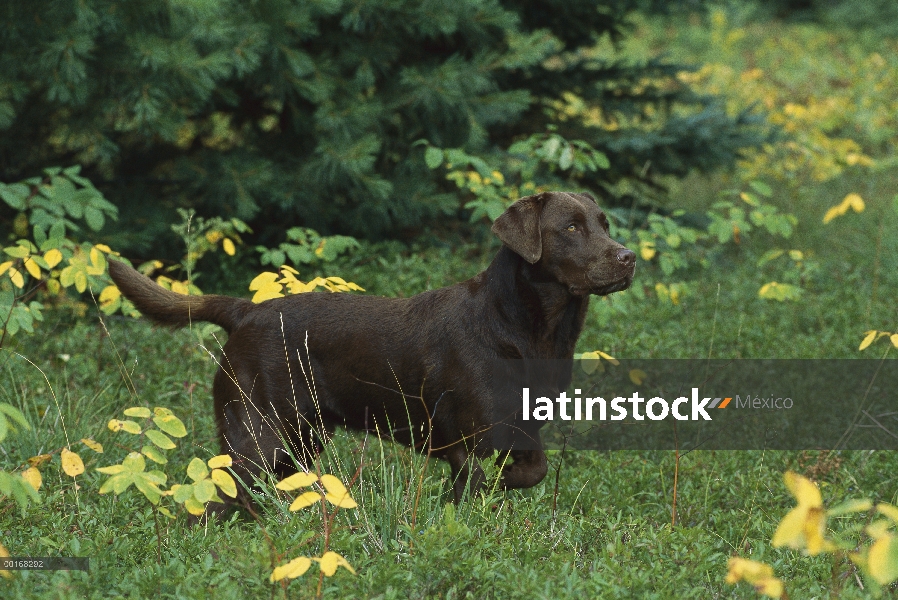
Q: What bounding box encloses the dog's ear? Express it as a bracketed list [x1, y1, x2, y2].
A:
[578, 192, 597, 204]
[491, 193, 549, 264]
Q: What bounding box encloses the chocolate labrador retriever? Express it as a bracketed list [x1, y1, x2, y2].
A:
[108, 191, 635, 503]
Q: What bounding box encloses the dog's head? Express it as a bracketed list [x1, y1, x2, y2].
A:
[491, 191, 635, 296]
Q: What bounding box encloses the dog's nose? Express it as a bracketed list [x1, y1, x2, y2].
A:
[616, 248, 636, 266]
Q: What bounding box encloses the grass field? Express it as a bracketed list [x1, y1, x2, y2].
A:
[1, 8, 897, 600]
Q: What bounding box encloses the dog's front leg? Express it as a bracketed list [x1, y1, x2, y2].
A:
[500, 448, 548, 490]
[446, 444, 486, 502]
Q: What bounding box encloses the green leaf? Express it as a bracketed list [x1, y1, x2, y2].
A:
[49, 221, 65, 242]
[0, 183, 29, 210]
[172, 484, 194, 503]
[153, 407, 187, 437]
[4, 245, 29, 258]
[828, 498, 873, 517]
[145, 470, 167, 486]
[826, 498, 873, 517]
[83, 207, 105, 231]
[96, 464, 125, 475]
[122, 452, 146, 473]
[123, 407, 151, 418]
[593, 151, 611, 170]
[186, 457, 208, 482]
[749, 180, 773, 197]
[133, 474, 162, 505]
[424, 146, 443, 169]
[558, 144, 573, 170]
[141, 445, 168, 464]
[0, 403, 29, 430]
[145, 429, 176, 450]
[99, 473, 128, 494]
[193, 478, 216, 503]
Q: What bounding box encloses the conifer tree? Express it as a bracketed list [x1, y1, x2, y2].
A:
[0, 0, 763, 244]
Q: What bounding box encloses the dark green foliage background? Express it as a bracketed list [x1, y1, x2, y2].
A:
[0, 0, 764, 259]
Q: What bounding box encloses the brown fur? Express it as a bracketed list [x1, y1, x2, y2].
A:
[108, 192, 635, 503]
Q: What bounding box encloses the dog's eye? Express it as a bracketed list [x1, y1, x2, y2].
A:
[566, 224, 577, 232]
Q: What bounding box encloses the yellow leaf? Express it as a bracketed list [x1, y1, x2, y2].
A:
[249, 271, 279, 290]
[288, 491, 322, 511]
[27, 453, 52, 467]
[99, 286, 121, 304]
[94, 244, 112, 253]
[270, 556, 312, 582]
[867, 534, 898, 585]
[772, 505, 808, 549]
[276, 472, 319, 491]
[822, 205, 843, 224]
[184, 497, 205, 516]
[249, 272, 284, 302]
[321, 474, 357, 509]
[207, 454, 233, 469]
[859, 330, 878, 351]
[251, 288, 285, 303]
[317, 551, 355, 576]
[629, 369, 647, 386]
[0, 541, 10, 579]
[205, 230, 223, 244]
[222, 238, 236, 256]
[23, 257, 41, 279]
[844, 193, 865, 213]
[772, 472, 834, 555]
[108, 419, 142, 434]
[891, 333, 898, 349]
[877, 503, 898, 523]
[81, 438, 103, 453]
[596, 351, 620, 366]
[325, 492, 358, 509]
[170, 281, 189, 295]
[755, 576, 784, 598]
[74, 270, 87, 293]
[784, 471, 822, 507]
[725, 557, 782, 598]
[210, 469, 237, 498]
[823, 194, 865, 224]
[639, 243, 656, 261]
[9, 267, 24, 288]
[44, 248, 62, 269]
[61, 448, 85, 477]
[88, 247, 106, 275]
[0, 261, 12, 275]
[22, 467, 42, 491]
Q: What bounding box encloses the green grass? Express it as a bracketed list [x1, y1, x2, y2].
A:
[0, 204, 895, 598]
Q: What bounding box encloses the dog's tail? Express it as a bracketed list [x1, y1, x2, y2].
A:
[108, 259, 252, 334]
